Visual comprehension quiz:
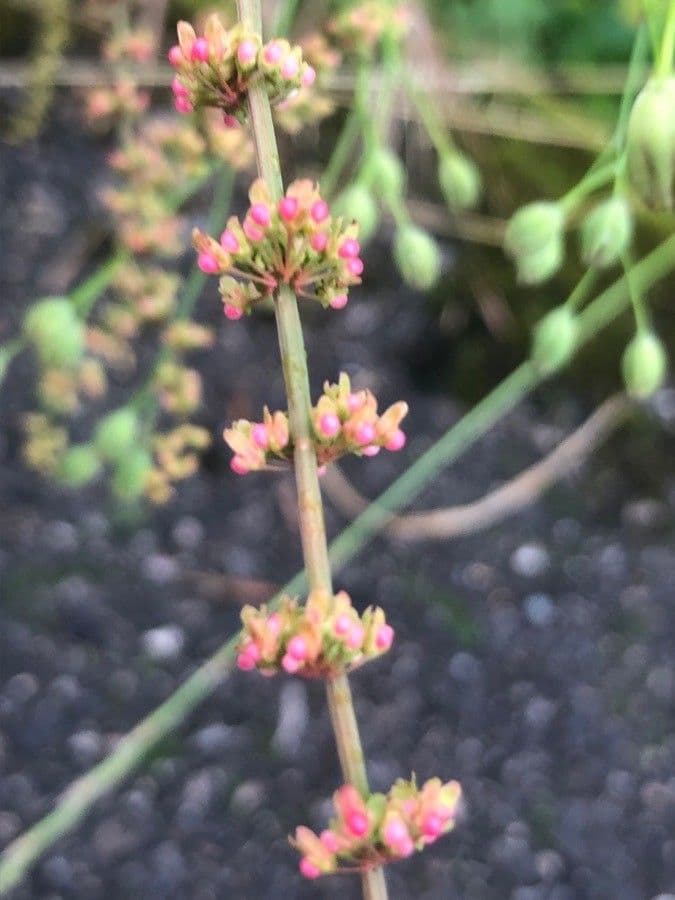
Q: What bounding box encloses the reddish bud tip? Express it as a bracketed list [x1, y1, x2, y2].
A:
[347, 257, 364, 276]
[362, 444, 381, 457]
[329, 294, 348, 310]
[222, 114, 239, 129]
[167, 45, 183, 66]
[319, 413, 341, 438]
[279, 196, 299, 221]
[383, 819, 408, 847]
[311, 200, 330, 223]
[237, 40, 257, 66]
[230, 456, 249, 475]
[251, 424, 269, 449]
[264, 41, 283, 65]
[250, 202, 271, 227]
[355, 422, 376, 445]
[282, 56, 299, 80]
[375, 624, 395, 650]
[220, 230, 240, 253]
[311, 232, 328, 252]
[282, 653, 301, 674]
[287, 635, 308, 661]
[224, 305, 243, 321]
[385, 429, 406, 452]
[191, 37, 210, 61]
[334, 614, 351, 637]
[320, 830, 340, 853]
[243, 219, 265, 242]
[237, 652, 257, 671]
[302, 66, 317, 87]
[299, 858, 321, 879]
[346, 811, 369, 837]
[174, 96, 193, 114]
[171, 76, 188, 97]
[198, 252, 219, 274]
[346, 623, 365, 650]
[422, 813, 444, 838]
[338, 238, 361, 259]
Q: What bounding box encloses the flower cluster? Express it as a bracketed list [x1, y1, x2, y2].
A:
[329, 2, 410, 56]
[224, 372, 408, 474]
[236, 589, 394, 677]
[293, 777, 462, 878]
[169, 16, 316, 123]
[275, 33, 341, 134]
[194, 178, 363, 317]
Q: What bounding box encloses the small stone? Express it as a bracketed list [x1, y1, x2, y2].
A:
[272, 681, 309, 758]
[510, 543, 550, 577]
[230, 780, 266, 815]
[523, 593, 555, 627]
[172, 517, 204, 551]
[42, 521, 78, 553]
[4, 673, 39, 704]
[68, 730, 103, 767]
[0, 811, 22, 843]
[142, 625, 185, 662]
[448, 652, 483, 683]
[142, 554, 179, 585]
[524, 696, 557, 731]
[41, 856, 73, 890]
[535, 849, 564, 881]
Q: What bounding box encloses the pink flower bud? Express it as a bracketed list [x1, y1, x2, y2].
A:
[310, 200, 329, 224]
[385, 429, 406, 452]
[334, 614, 351, 637]
[319, 413, 341, 437]
[282, 653, 301, 674]
[230, 456, 249, 475]
[320, 830, 340, 853]
[299, 858, 321, 879]
[422, 813, 444, 839]
[250, 203, 271, 227]
[287, 635, 308, 661]
[243, 219, 264, 242]
[375, 624, 395, 650]
[279, 196, 299, 221]
[282, 56, 299, 80]
[222, 114, 239, 129]
[237, 652, 257, 671]
[224, 305, 243, 321]
[329, 294, 348, 310]
[383, 818, 409, 848]
[347, 393, 365, 412]
[251, 424, 269, 449]
[198, 252, 219, 274]
[174, 95, 193, 114]
[168, 45, 183, 66]
[264, 41, 283, 65]
[268, 612, 282, 634]
[317, 465, 327, 477]
[237, 40, 258, 66]
[171, 76, 188, 97]
[311, 232, 328, 252]
[362, 445, 381, 457]
[346, 622, 365, 650]
[347, 257, 364, 276]
[355, 422, 376, 445]
[302, 66, 317, 87]
[191, 37, 210, 62]
[396, 837, 415, 857]
[338, 238, 360, 259]
[346, 810, 369, 837]
[220, 230, 240, 253]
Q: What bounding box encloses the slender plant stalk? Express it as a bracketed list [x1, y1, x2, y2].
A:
[236, 0, 387, 895]
[1, 233, 675, 896]
[655, 0, 675, 78]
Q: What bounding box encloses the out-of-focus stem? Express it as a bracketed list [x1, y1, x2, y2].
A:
[237, 0, 387, 895]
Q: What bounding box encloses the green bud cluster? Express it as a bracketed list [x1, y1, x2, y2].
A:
[24, 298, 85, 369]
[438, 152, 482, 212]
[627, 77, 675, 211]
[393, 224, 441, 291]
[579, 197, 633, 269]
[622, 331, 668, 398]
[504, 202, 565, 285]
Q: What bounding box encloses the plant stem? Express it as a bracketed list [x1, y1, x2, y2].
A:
[2, 233, 675, 896]
[237, 0, 386, 895]
[656, 0, 675, 77]
[273, 0, 301, 36]
[320, 105, 362, 197]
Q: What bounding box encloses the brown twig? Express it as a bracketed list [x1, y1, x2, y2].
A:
[321, 394, 631, 542]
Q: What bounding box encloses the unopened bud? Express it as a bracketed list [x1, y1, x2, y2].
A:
[94, 408, 139, 462]
[621, 331, 668, 398]
[580, 196, 633, 268]
[627, 77, 675, 211]
[57, 444, 101, 487]
[504, 202, 565, 285]
[332, 184, 379, 241]
[531, 307, 578, 374]
[393, 224, 441, 290]
[362, 147, 406, 203]
[24, 298, 85, 369]
[438, 152, 482, 211]
[112, 449, 153, 502]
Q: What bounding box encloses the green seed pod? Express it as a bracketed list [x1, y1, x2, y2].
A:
[621, 331, 668, 398]
[504, 202, 565, 285]
[57, 444, 102, 487]
[531, 307, 578, 374]
[438, 152, 482, 211]
[24, 297, 85, 368]
[112, 448, 153, 502]
[393, 224, 441, 291]
[362, 147, 406, 203]
[94, 408, 139, 463]
[626, 77, 675, 211]
[580, 196, 633, 268]
[332, 183, 380, 242]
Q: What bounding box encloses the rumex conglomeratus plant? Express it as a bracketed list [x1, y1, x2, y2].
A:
[178, 3, 462, 894]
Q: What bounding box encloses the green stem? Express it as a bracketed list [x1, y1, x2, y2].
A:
[560, 161, 618, 213]
[564, 268, 598, 313]
[70, 248, 129, 317]
[320, 105, 363, 198]
[656, 0, 675, 77]
[273, 0, 301, 36]
[2, 233, 675, 896]
[613, 24, 650, 151]
[238, 0, 385, 896]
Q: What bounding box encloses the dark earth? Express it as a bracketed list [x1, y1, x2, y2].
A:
[1, 102, 675, 900]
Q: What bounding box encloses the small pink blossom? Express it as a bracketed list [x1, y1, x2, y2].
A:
[319, 413, 341, 438]
[191, 37, 210, 61]
[385, 429, 406, 452]
[168, 45, 183, 66]
[250, 203, 271, 227]
[220, 230, 240, 253]
[198, 252, 219, 274]
[278, 196, 299, 221]
[251, 424, 269, 449]
[329, 294, 348, 310]
[299, 858, 321, 879]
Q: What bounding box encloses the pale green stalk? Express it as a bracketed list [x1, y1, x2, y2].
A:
[237, 0, 387, 895]
[655, 0, 675, 77]
[1, 234, 675, 895]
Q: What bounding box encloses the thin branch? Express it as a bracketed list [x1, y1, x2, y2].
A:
[321, 394, 632, 542]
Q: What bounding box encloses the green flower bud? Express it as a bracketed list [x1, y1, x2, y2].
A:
[438, 152, 482, 211]
[57, 444, 102, 487]
[531, 307, 578, 374]
[94, 408, 139, 462]
[627, 77, 675, 211]
[621, 331, 668, 398]
[504, 202, 565, 285]
[362, 147, 406, 203]
[112, 448, 153, 502]
[332, 184, 379, 242]
[393, 224, 441, 291]
[579, 196, 633, 268]
[24, 297, 85, 368]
